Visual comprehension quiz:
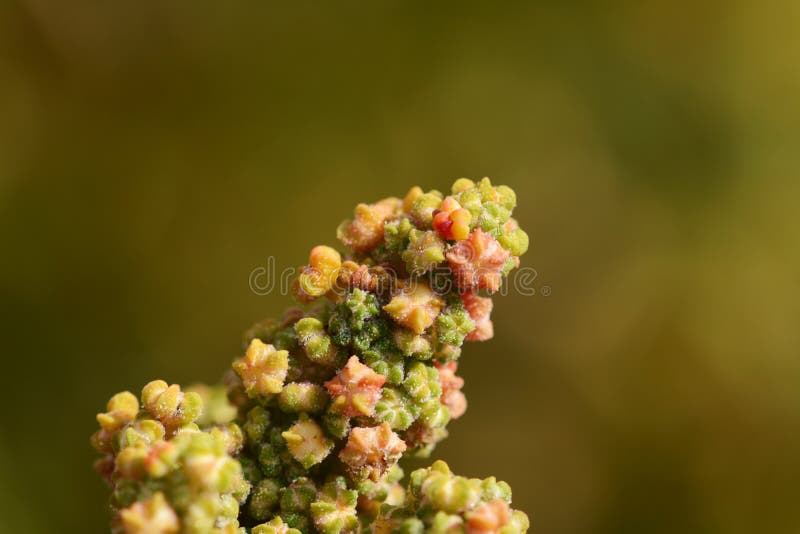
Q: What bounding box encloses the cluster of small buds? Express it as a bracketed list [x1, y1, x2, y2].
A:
[91, 383, 250, 533]
[93, 178, 530, 533]
[376, 461, 529, 534]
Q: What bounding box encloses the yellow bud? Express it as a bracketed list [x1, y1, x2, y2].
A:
[96, 391, 139, 432]
[451, 178, 476, 194]
[403, 186, 423, 213]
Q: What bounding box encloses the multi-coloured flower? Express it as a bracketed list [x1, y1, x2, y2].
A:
[232, 339, 289, 398]
[324, 355, 386, 417]
[432, 196, 472, 241]
[383, 282, 444, 334]
[446, 229, 510, 292]
[310, 477, 359, 534]
[338, 423, 407, 481]
[281, 415, 334, 469]
[337, 198, 401, 252]
[401, 229, 446, 275]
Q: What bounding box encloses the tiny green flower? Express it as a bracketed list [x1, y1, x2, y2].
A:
[434, 301, 475, 348]
[310, 477, 359, 534]
[374, 387, 419, 431]
[393, 328, 433, 360]
[403, 361, 441, 404]
[401, 229, 446, 275]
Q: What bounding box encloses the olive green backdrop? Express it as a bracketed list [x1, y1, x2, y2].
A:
[1, 2, 798, 533]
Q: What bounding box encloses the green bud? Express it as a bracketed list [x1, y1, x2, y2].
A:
[239, 455, 263, 485]
[117, 419, 165, 451]
[283, 512, 311, 533]
[321, 412, 351, 439]
[272, 326, 298, 352]
[280, 477, 317, 514]
[310, 477, 359, 534]
[455, 188, 483, 224]
[111, 479, 140, 509]
[501, 256, 518, 276]
[481, 476, 513, 502]
[328, 308, 352, 346]
[352, 318, 389, 353]
[219, 492, 241, 522]
[477, 202, 511, 234]
[494, 184, 517, 211]
[410, 191, 443, 227]
[258, 443, 283, 478]
[208, 423, 245, 455]
[141, 380, 204, 431]
[418, 399, 450, 428]
[451, 178, 476, 194]
[374, 387, 419, 431]
[476, 177, 496, 202]
[279, 382, 328, 414]
[408, 461, 482, 514]
[402, 230, 446, 275]
[403, 362, 441, 404]
[360, 342, 405, 385]
[433, 343, 461, 363]
[383, 217, 414, 252]
[295, 317, 339, 367]
[244, 406, 271, 447]
[393, 329, 433, 360]
[435, 303, 475, 347]
[253, 516, 302, 534]
[183, 494, 221, 533]
[249, 478, 282, 521]
[344, 288, 380, 330]
[497, 228, 529, 256]
[187, 384, 238, 426]
[507, 510, 531, 533]
[428, 511, 464, 533]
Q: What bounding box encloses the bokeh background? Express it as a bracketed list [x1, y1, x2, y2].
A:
[1, 2, 799, 532]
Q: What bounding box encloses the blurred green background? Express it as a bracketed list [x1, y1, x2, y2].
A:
[1, 1, 799, 532]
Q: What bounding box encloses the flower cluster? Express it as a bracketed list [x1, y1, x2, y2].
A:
[373, 461, 530, 534]
[91, 384, 250, 533]
[92, 178, 530, 533]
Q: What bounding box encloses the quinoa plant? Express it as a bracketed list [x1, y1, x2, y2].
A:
[92, 178, 531, 533]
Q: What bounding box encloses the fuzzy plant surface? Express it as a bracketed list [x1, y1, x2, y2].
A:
[92, 178, 531, 534]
